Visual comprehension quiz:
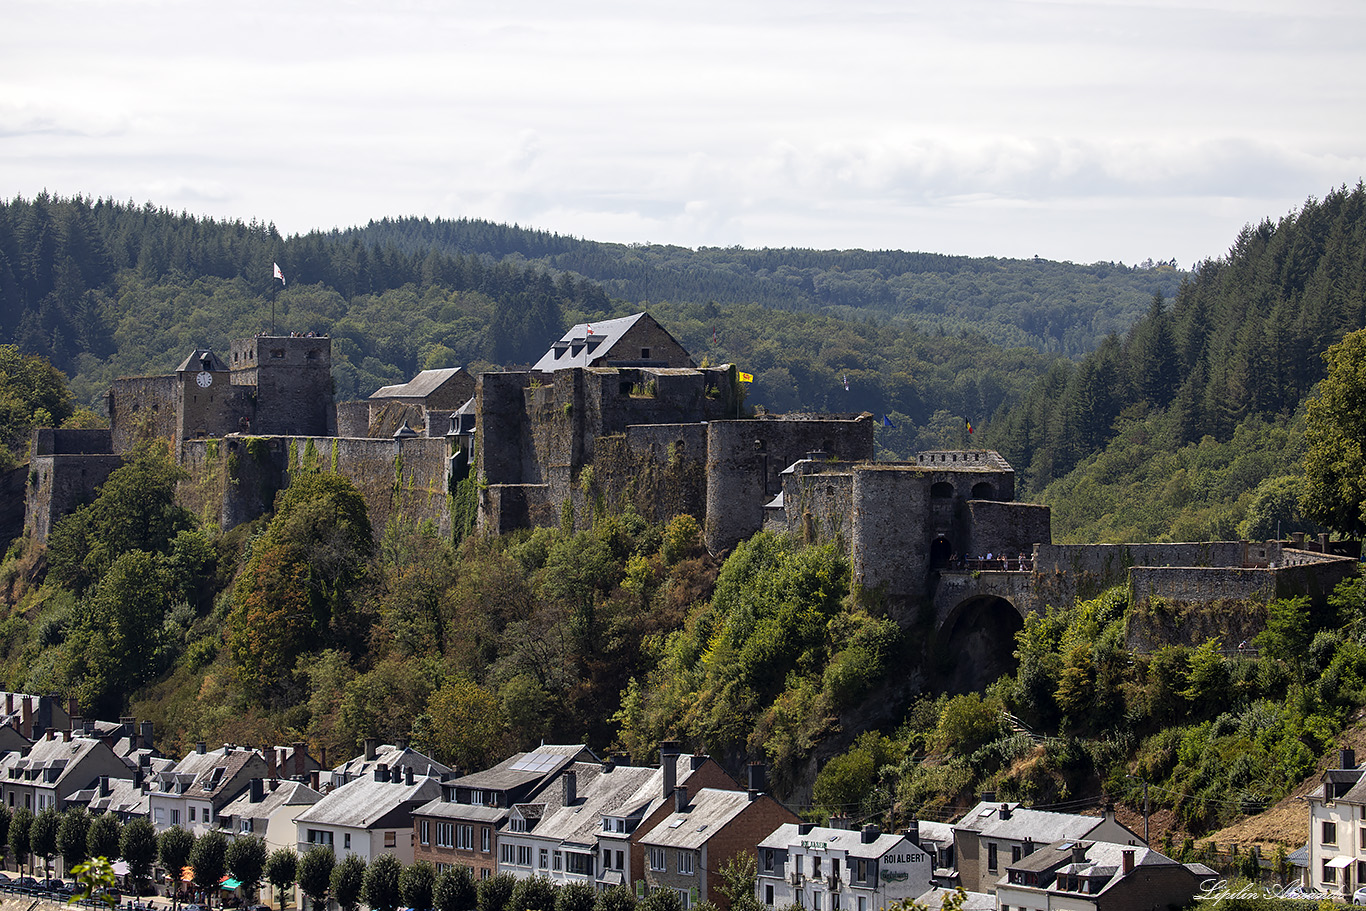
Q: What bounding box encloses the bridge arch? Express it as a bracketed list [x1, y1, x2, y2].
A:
[936, 594, 1025, 694]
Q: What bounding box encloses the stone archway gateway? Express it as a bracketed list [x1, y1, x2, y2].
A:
[936, 595, 1025, 694]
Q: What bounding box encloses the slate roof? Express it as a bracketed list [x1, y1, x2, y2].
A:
[10, 735, 110, 787]
[602, 754, 712, 820]
[331, 744, 451, 787]
[371, 368, 467, 401]
[954, 801, 1113, 844]
[75, 777, 151, 817]
[1005, 841, 1184, 898]
[175, 350, 229, 373]
[449, 744, 594, 792]
[757, 823, 912, 859]
[637, 788, 757, 850]
[220, 778, 321, 824]
[526, 762, 657, 847]
[914, 888, 995, 911]
[295, 773, 442, 830]
[155, 745, 259, 801]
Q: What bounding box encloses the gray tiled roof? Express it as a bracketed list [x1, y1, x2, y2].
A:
[220, 779, 321, 822]
[533, 314, 646, 373]
[954, 801, 1108, 843]
[371, 368, 467, 401]
[331, 745, 451, 785]
[295, 773, 442, 830]
[638, 788, 757, 850]
[756, 823, 913, 859]
[449, 744, 593, 792]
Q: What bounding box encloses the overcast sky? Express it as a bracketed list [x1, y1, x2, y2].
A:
[4, 0, 1364, 267]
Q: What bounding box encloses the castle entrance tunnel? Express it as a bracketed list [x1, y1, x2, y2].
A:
[930, 536, 952, 569]
[936, 596, 1024, 694]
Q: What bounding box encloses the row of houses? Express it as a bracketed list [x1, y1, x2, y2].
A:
[0, 694, 1215, 911]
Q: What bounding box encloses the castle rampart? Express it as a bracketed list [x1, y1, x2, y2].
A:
[24, 429, 121, 543]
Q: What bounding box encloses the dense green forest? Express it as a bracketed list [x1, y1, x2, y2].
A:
[984, 183, 1366, 541]
[353, 217, 1184, 356]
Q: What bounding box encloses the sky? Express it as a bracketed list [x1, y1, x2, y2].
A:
[4, 0, 1365, 268]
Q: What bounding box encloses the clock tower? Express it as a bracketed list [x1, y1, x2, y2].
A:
[174, 349, 246, 445]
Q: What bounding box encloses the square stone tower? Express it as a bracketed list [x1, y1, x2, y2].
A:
[228, 335, 335, 436]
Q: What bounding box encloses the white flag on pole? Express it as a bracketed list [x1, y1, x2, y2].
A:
[273, 262, 286, 285]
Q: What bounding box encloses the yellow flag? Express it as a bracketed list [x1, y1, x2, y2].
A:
[738, 371, 754, 383]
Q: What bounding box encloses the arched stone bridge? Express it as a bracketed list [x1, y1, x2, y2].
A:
[929, 569, 1043, 693]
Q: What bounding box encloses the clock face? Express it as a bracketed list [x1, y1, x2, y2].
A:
[196, 371, 213, 388]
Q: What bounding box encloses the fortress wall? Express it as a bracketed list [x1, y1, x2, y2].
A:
[477, 372, 536, 486]
[582, 424, 710, 527]
[184, 435, 453, 537]
[335, 401, 372, 438]
[966, 501, 1051, 558]
[1031, 542, 1246, 609]
[781, 469, 855, 549]
[108, 376, 176, 452]
[0, 466, 29, 548]
[849, 466, 932, 605]
[1272, 554, 1359, 603]
[24, 452, 123, 542]
[31, 428, 114, 456]
[705, 416, 874, 552]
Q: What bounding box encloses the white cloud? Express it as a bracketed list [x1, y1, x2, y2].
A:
[2, 0, 1363, 265]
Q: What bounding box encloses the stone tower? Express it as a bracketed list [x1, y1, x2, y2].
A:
[228, 335, 336, 436]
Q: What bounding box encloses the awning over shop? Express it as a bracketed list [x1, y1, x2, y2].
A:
[220, 879, 242, 890]
[1327, 855, 1354, 868]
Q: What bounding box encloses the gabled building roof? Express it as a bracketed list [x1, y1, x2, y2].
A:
[8, 734, 119, 788]
[448, 744, 595, 794]
[954, 801, 1132, 844]
[331, 743, 451, 787]
[525, 762, 657, 848]
[371, 368, 469, 401]
[1003, 840, 1193, 899]
[638, 788, 758, 851]
[154, 744, 261, 803]
[758, 823, 915, 859]
[74, 776, 151, 818]
[295, 770, 441, 831]
[531, 313, 691, 373]
[219, 778, 322, 825]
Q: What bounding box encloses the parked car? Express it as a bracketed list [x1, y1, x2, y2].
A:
[41, 878, 74, 896]
[1352, 885, 1366, 904]
[13, 876, 40, 893]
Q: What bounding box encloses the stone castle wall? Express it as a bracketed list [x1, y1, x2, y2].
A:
[108, 376, 177, 452]
[965, 501, 1052, 560]
[704, 415, 874, 553]
[848, 466, 933, 606]
[181, 435, 452, 537]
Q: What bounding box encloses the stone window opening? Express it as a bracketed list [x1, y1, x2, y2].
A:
[931, 482, 953, 499]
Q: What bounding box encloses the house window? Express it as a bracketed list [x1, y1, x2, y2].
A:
[437, 823, 454, 848]
[171, 809, 180, 825]
[650, 848, 667, 871]
[766, 886, 775, 906]
[510, 818, 527, 833]
[1358, 861, 1366, 886]
[679, 851, 694, 875]
[603, 819, 612, 832]
[764, 850, 774, 872]
[566, 852, 593, 876]
[500, 845, 515, 864]
[812, 856, 821, 877]
[517, 846, 533, 866]
[481, 828, 491, 852]
[831, 895, 839, 911]
[554, 851, 562, 871]
[1011, 845, 1020, 863]
[677, 889, 690, 910]
[602, 848, 613, 870]
[190, 807, 196, 822]
[858, 898, 866, 911]
[307, 830, 334, 847]
[241, 819, 254, 833]
[616, 819, 626, 833]
[988, 843, 998, 872]
[540, 849, 549, 870]
[420, 820, 430, 845]
[813, 891, 822, 911]
[1324, 860, 1338, 883]
[1324, 822, 1339, 844]
[459, 825, 474, 850]
[856, 860, 866, 882]
[641, 348, 651, 359]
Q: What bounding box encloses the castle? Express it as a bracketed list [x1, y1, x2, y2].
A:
[19, 313, 1358, 685]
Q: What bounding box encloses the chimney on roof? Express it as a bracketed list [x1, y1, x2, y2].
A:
[999, 803, 1011, 820]
[660, 741, 680, 799]
[602, 758, 615, 774]
[197, 741, 207, 755]
[675, 785, 689, 813]
[320, 745, 326, 768]
[365, 738, 378, 761]
[67, 695, 78, 722]
[375, 763, 388, 783]
[99, 776, 111, 798]
[405, 766, 414, 786]
[1023, 837, 1034, 857]
[798, 823, 815, 836]
[691, 753, 706, 771]
[293, 741, 307, 779]
[310, 770, 320, 791]
[141, 721, 154, 751]
[904, 820, 920, 847]
[1071, 844, 1087, 865]
[1121, 849, 1134, 875]
[84, 719, 94, 736]
[250, 778, 264, 803]
[980, 791, 995, 803]
[563, 770, 577, 805]
[1342, 748, 1357, 770]
[70, 715, 82, 734]
[267, 748, 277, 780]
[133, 766, 144, 790]
[861, 824, 880, 844]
